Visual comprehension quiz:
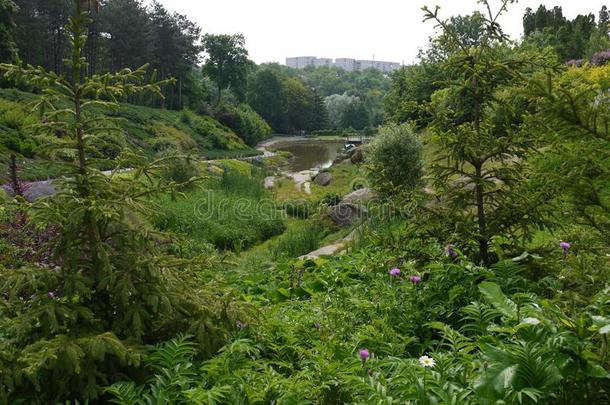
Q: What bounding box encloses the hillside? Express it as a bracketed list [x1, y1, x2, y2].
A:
[0, 88, 260, 181]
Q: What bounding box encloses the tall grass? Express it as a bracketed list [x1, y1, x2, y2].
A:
[268, 222, 326, 259]
[153, 167, 285, 252]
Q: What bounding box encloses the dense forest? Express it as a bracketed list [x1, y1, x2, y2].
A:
[0, 0, 609, 404]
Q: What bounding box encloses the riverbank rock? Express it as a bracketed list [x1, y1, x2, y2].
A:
[264, 176, 276, 189]
[350, 148, 364, 164]
[328, 203, 368, 227]
[342, 187, 377, 204]
[314, 172, 332, 186]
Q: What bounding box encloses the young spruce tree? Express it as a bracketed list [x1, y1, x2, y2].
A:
[422, 0, 557, 264]
[0, 1, 234, 402]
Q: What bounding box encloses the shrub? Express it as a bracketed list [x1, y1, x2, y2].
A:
[161, 156, 200, 185]
[321, 193, 342, 206]
[283, 199, 314, 219]
[215, 103, 272, 146]
[365, 123, 424, 195]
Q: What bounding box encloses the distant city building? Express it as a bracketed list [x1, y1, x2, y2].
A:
[286, 56, 316, 69]
[313, 57, 333, 68]
[334, 58, 359, 72]
[286, 56, 401, 73]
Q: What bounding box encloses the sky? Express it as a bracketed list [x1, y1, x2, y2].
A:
[152, 0, 609, 65]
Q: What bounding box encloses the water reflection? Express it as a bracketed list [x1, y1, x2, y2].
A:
[274, 141, 345, 172]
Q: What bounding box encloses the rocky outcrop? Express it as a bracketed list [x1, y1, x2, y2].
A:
[342, 187, 377, 204]
[314, 172, 332, 186]
[328, 203, 368, 227]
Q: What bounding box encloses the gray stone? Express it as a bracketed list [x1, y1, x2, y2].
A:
[314, 171, 332, 186]
[328, 203, 368, 227]
[342, 187, 377, 204]
[264, 176, 276, 189]
[23, 181, 56, 202]
[350, 148, 364, 164]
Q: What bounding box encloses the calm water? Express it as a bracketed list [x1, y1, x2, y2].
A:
[274, 141, 345, 172]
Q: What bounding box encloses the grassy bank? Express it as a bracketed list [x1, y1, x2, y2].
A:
[0, 88, 259, 181]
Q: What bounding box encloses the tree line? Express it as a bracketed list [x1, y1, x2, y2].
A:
[3, 0, 202, 110]
[0, 0, 393, 135]
[523, 4, 610, 62]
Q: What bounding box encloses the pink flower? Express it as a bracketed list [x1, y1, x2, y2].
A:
[410, 275, 422, 285]
[446, 244, 458, 260]
[560, 241, 571, 258]
[359, 349, 370, 361]
[389, 268, 401, 277]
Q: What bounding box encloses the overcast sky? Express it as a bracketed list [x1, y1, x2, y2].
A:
[152, 0, 608, 65]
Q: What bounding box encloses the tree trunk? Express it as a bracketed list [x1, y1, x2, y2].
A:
[474, 162, 489, 265]
[8, 154, 22, 196]
[216, 84, 222, 107]
[178, 74, 183, 110]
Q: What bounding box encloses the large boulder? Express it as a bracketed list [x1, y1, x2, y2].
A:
[342, 187, 377, 204]
[23, 181, 56, 202]
[314, 171, 332, 186]
[2, 181, 56, 202]
[350, 148, 364, 164]
[328, 203, 368, 227]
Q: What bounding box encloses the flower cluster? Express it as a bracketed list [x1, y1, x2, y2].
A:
[560, 241, 571, 258]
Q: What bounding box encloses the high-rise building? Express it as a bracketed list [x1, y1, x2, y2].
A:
[313, 58, 333, 68]
[286, 56, 316, 69]
[334, 58, 358, 72]
[286, 56, 401, 73]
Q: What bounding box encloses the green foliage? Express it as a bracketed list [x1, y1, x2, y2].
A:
[529, 64, 610, 241]
[365, 123, 424, 195]
[421, 1, 557, 264]
[106, 335, 199, 405]
[0, 0, 17, 63]
[215, 103, 272, 146]
[282, 199, 314, 219]
[0, 3, 234, 401]
[107, 223, 610, 404]
[160, 155, 200, 185]
[523, 4, 602, 62]
[268, 221, 326, 259]
[202, 33, 250, 106]
[247, 67, 286, 131]
[153, 167, 285, 252]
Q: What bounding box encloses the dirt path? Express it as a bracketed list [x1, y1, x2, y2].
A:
[298, 229, 358, 260]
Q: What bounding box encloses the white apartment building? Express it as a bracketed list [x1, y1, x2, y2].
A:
[313, 58, 333, 68]
[286, 56, 316, 69]
[358, 60, 401, 73]
[334, 58, 358, 72]
[286, 56, 401, 73]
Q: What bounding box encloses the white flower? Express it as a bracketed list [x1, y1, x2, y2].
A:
[522, 317, 541, 325]
[419, 355, 436, 368]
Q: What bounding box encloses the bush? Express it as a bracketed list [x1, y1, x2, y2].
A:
[215, 103, 272, 146]
[283, 200, 315, 219]
[161, 156, 200, 185]
[321, 193, 342, 206]
[365, 124, 424, 195]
